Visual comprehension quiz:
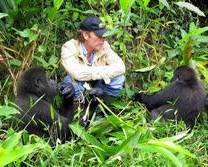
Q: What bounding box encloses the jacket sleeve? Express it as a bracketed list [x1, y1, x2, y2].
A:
[61, 40, 94, 81]
[90, 41, 126, 83]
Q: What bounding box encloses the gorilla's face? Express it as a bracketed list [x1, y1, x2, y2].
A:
[21, 67, 57, 99]
[171, 66, 196, 85]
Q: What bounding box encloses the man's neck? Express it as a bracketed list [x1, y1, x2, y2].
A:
[83, 42, 93, 57]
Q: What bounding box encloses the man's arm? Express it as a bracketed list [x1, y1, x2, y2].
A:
[61, 39, 95, 81]
[91, 41, 125, 83]
[61, 40, 125, 82]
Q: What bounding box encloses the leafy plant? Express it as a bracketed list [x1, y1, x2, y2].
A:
[0, 105, 19, 120]
[0, 131, 44, 166]
[177, 22, 208, 65]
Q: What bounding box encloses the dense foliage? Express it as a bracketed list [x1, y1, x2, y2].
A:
[0, 0, 207, 166]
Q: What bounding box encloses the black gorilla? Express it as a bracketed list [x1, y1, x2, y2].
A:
[133, 65, 207, 128]
[16, 67, 75, 141]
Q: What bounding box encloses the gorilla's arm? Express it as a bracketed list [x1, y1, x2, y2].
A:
[18, 95, 72, 138]
[151, 104, 176, 120]
[134, 84, 178, 110]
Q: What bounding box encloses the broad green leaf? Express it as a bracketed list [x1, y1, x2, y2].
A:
[34, 56, 49, 68]
[106, 116, 124, 128]
[159, 0, 170, 9]
[14, 28, 38, 43]
[134, 65, 156, 72]
[113, 129, 141, 154]
[69, 122, 108, 161]
[180, 29, 187, 38]
[189, 22, 208, 35]
[139, 144, 182, 167]
[103, 28, 119, 37]
[0, 13, 8, 19]
[143, 0, 151, 8]
[119, 0, 135, 13]
[0, 131, 45, 166]
[189, 22, 197, 32]
[111, 100, 127, 110]
[160, 131, 189, 142]
[88, 119, 112, 134]
[175, 2, 205, 17]
[1, 132, 22, 149]
[0, 106, 19, 119]
[69, 123, 105, 151]
[14, 29, 30, 38]
[96, 97, 131, 128]
[167, 49, 180, 59]
[49, 55, 58, 66]
[148, 140, 196, 158]
[159, 57, 166, 64]
[191, 27, 208, 36]
[16, 0, 23, 5]
[0, 144, 41, 166]
[197, 63, 208, 84]
[8, 59, 22, 67]
[54, 0, 64, 10]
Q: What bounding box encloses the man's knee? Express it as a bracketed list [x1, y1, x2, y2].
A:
[100, 75, 125, 97]
[108, 75, 125, 89]
[60, 75, 85, 100]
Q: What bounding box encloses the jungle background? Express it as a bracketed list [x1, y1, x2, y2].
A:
[0, 0, 208, 166]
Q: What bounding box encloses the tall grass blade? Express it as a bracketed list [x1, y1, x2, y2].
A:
[139, 144, 182, 167]
[175, 2, 205, 17]
[119, 0, 135, 13]
[0, 13, 8, 19]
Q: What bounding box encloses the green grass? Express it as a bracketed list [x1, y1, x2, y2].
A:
[3, 100, 205, 167]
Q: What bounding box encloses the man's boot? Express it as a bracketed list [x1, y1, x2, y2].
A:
[80, 88, 104, 127]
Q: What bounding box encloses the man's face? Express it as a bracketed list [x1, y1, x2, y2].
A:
[85, 31, 105, 51]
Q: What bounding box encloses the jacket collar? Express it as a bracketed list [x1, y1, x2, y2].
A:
[76, 40, 105, 63]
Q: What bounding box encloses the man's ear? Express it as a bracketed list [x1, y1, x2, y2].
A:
[82, 31, 89, 40]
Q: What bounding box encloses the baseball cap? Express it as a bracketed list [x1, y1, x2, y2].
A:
[79, 17, 107, 37]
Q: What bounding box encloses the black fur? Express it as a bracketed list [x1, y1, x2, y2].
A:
[133, 65, 206, 128]
[16, 67, 75, 141]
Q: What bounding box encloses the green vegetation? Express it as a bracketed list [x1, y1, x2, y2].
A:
[0, 0, 207, 166]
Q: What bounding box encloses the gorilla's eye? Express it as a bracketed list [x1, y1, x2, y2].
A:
[35, 78, 44, 88]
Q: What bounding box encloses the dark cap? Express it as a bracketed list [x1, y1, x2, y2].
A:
[80, 17, 107, 37]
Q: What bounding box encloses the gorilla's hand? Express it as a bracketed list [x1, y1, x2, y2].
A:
[60, 83, 75, 100]
[132, 92, 145, 102]
[89, 88, 104, 97]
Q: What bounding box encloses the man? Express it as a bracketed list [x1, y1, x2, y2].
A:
[60, 16, 125, 104]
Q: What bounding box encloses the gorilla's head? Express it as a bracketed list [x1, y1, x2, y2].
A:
[17, 67, 57, 99]
[171, 65, 197, 86]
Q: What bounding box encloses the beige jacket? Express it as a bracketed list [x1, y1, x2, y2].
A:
[61, 39, 125, 84]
